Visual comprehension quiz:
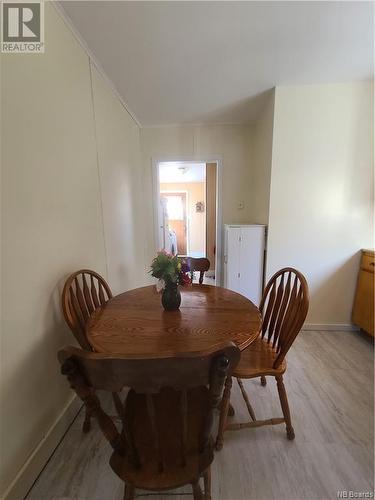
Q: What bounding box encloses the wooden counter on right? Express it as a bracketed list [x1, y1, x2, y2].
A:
[352, 249, 374, 337]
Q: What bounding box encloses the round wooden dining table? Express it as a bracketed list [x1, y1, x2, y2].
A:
[86, 284, 262, 357]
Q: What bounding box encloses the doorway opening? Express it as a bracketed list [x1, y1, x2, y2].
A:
[155, 160, 218, 285]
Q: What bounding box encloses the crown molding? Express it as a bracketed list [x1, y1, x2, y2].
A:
[141, 121, 254, 129]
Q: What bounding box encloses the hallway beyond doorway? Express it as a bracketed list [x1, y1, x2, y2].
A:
[156, 160, 218, 282]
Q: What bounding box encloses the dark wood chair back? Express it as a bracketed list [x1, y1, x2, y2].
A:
[187, 257, 210, 284]
[58, 343, 240, 478]
[260, 267, 309, 368]
[62, 269, 112, 351]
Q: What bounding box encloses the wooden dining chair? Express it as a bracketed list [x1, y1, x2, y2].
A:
[187, 257, 210, 285]
[61, 269, 113, 431]
[62, 269, 112, 351]
[58, 342, 240, 500]
[216, 268, 309, 449]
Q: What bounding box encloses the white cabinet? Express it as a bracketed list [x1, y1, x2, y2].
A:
[224, 224, 266, 305]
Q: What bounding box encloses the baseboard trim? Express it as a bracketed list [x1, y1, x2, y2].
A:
[303, 323, 359, 332]
[3, 395, 82, 500]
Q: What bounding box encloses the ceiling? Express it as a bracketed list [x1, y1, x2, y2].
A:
[159, 162, 206, 183]
[60, 1, 374, 126]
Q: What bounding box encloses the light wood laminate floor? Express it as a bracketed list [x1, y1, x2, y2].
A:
[27, 330, 374, 500]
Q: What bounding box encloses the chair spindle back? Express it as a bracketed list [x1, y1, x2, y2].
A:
[62, 269, 112, 350]
[58, 343, 240, 470]
[259, 267, 309, 368]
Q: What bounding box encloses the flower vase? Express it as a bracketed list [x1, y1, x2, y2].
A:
[161, 283, 181, 311]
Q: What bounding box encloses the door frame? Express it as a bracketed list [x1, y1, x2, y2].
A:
[152, 157, 223, 285]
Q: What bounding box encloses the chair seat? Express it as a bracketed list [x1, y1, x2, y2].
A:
[110, 386, 213, 491]
[233, 336, 286, 379]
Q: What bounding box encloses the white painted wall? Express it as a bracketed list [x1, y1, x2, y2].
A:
[140, 125, 253, 272]
[91, 66, 146, 294]
[0, 4, 146, 497]
[249, 90, 275, 225]
[267, 82, 374, 326]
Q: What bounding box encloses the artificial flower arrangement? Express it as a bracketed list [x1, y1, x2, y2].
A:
[150, 251, 191, 310]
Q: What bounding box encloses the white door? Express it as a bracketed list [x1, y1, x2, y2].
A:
[226, 227, 241, 294]
[238, 226, 265, 304]
[159, 197, 170, 251]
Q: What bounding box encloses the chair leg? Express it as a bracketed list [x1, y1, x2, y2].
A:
[112, 392, 125, 420]
[192, 480, 203, 500]
[260, 375, 267, 386]
[203, 467, 211, 500]
[237, 378, 256, 421]
[123, 483, 135, 500]
[216, 376, 232, 450]
[82, 406, 91, 433]
[228, 403, 235, 417]
[276, 375, 295, 440]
